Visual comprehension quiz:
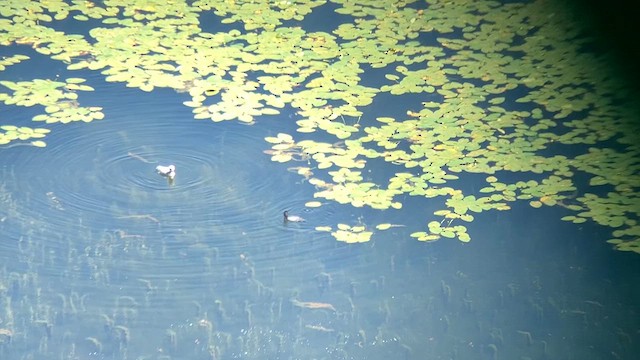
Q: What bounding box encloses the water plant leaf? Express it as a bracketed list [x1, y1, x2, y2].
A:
[305, 201, 322, 208]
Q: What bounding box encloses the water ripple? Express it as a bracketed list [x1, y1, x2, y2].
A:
[0, 105, 366, 360]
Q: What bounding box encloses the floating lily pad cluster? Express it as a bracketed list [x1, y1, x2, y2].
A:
[0, 55, 51, 148]
[194, 0, 325, 31]
[0, 125, 49, 147]
[0, 53, 29, 71]
[411, 219, 471, 243]
[259, 0, 639, 249]
[0, 0, 638, 251]
[0, 78, 104, 124]
[316, 223, 373, 244]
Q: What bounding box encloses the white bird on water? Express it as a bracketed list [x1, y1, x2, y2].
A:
[156, 164, 176, 180]
[283, 210, 305, 223]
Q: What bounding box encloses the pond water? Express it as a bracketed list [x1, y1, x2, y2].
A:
[1, 1, 639, 360]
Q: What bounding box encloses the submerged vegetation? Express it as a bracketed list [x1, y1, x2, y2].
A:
[0, 0, 638, 251]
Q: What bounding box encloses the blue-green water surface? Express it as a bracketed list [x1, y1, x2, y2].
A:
[1, 1, 639, 360]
